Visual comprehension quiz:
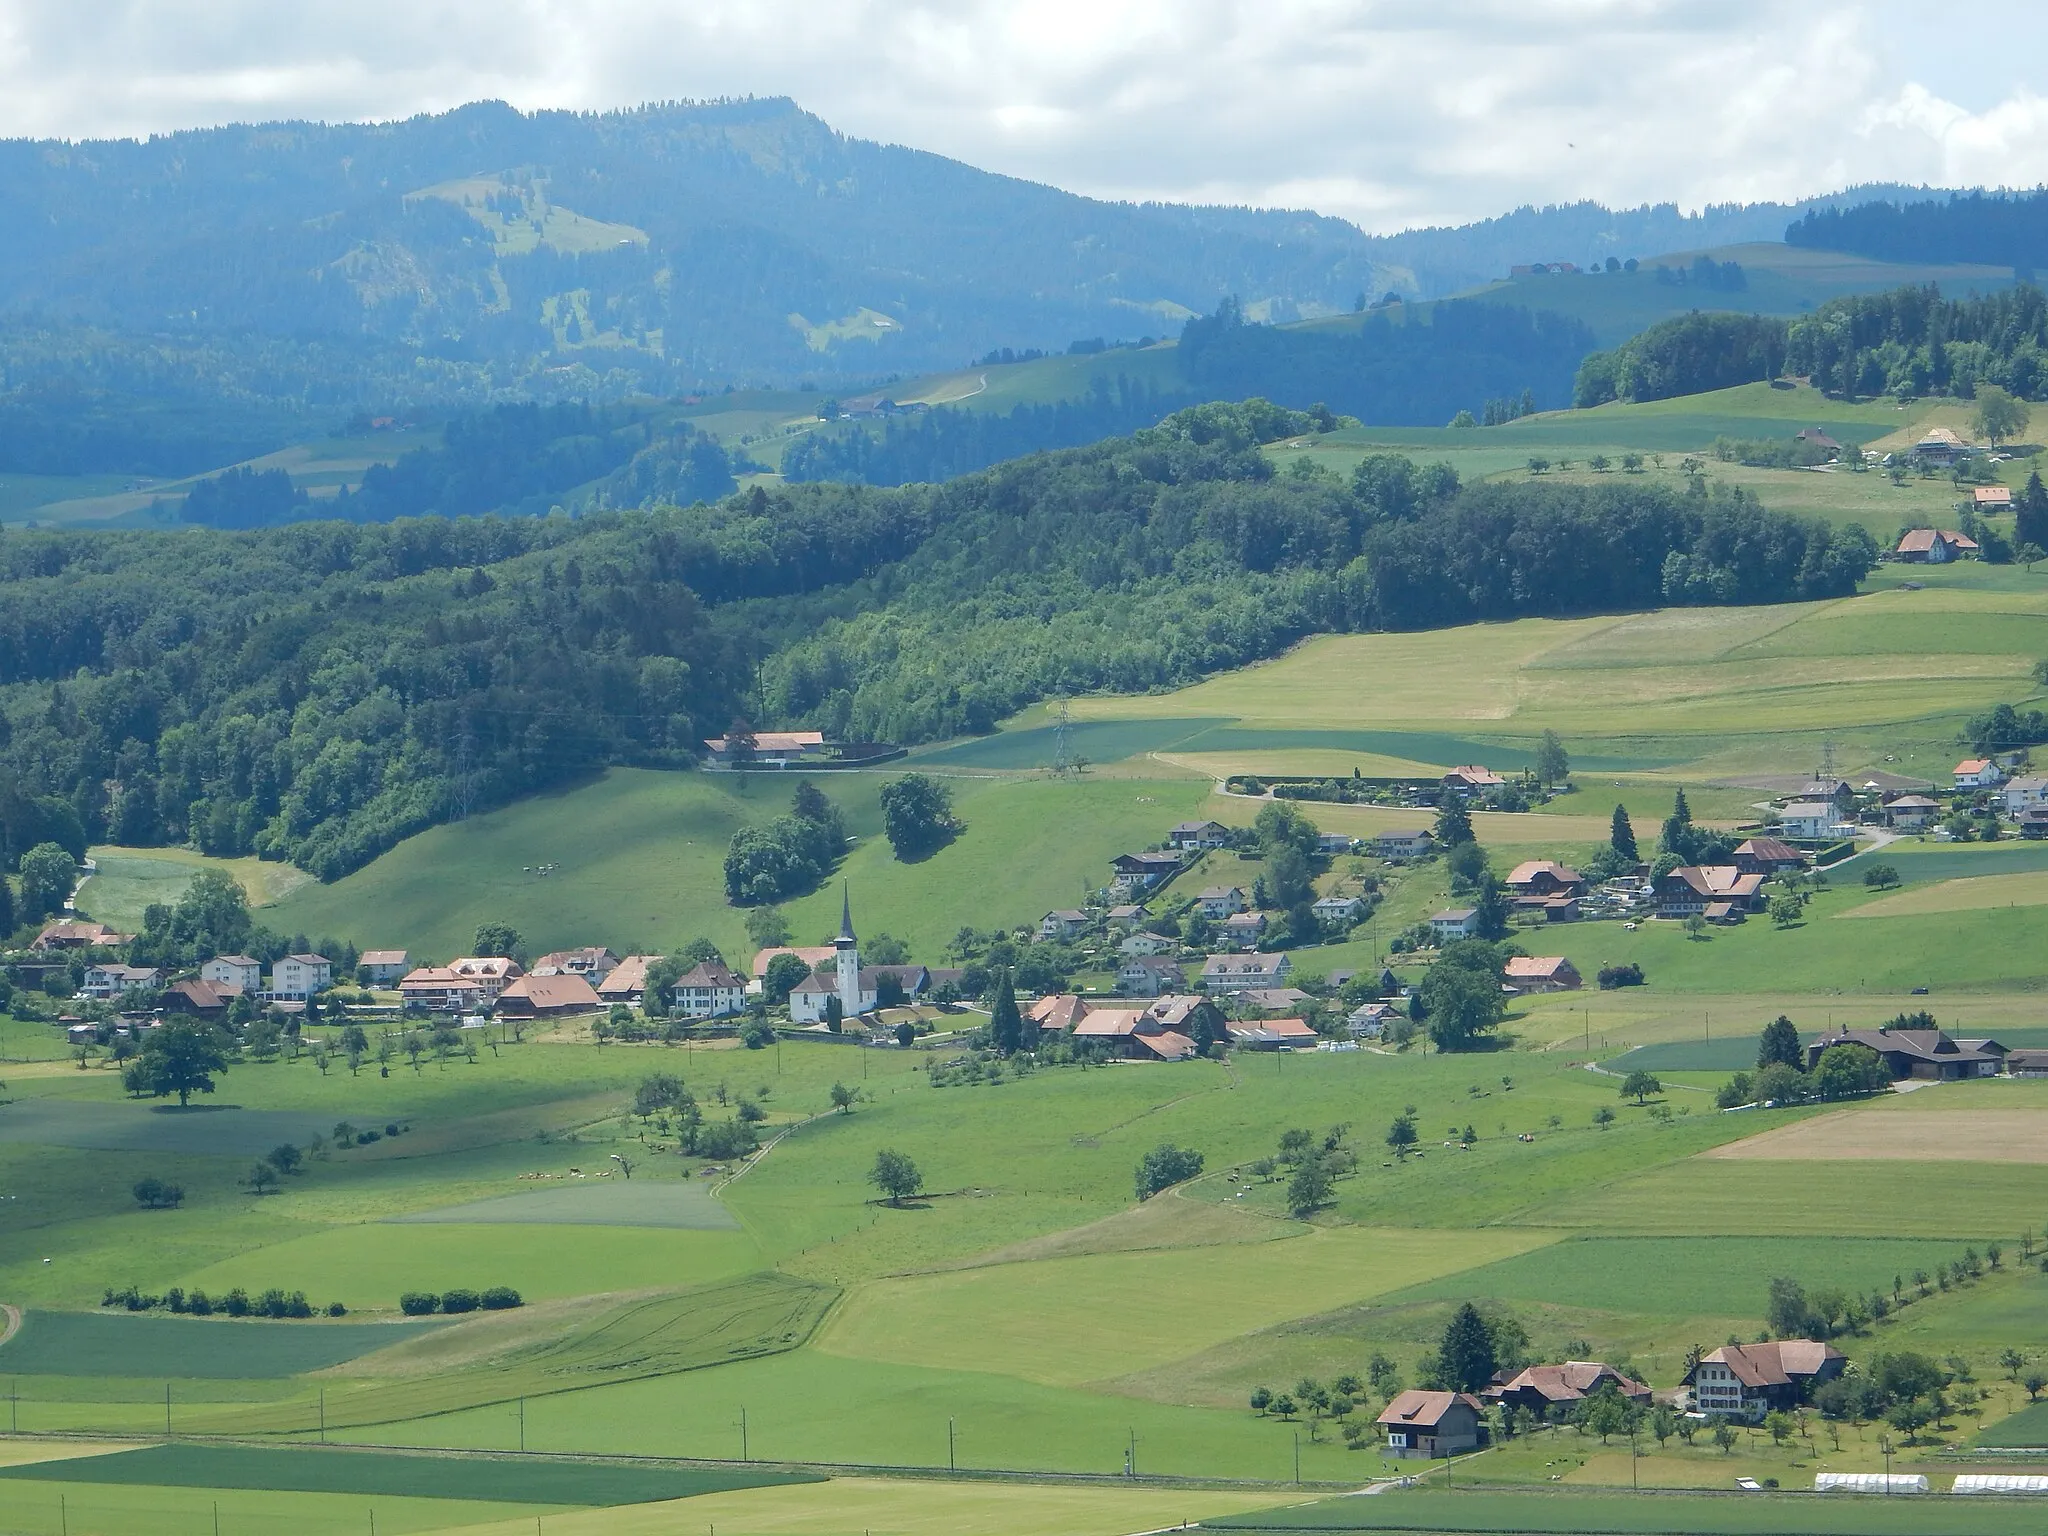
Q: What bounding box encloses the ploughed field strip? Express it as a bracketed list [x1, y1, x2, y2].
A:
[385, 1178, 741, 1229]
[1702, 1108, 2048, 1163]
[0, 1099, 375, 1155]
[0, 1443, 818, 1505]
[0, 1310, 444, 1378]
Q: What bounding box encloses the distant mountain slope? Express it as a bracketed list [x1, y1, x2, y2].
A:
[0, 98, 1380, 385]
[1786, 189, 2048, 271]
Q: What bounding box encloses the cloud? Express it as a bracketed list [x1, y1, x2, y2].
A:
[2, 0, 2045, 229]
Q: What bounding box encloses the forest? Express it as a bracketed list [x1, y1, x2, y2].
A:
[1785, 189, 2048, 271]
[0, 400, 1873, 883]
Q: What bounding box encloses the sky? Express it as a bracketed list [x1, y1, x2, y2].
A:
[1, 0, 2044, 232]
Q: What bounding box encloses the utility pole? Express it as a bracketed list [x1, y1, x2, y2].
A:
[320, 1387, 326, 1442]
[740, 1406, 748, 1461]
[165, 1382, 172, 1435]
[948, 1416, 955, 1471]
[1293, 1431, 1300, 1484]
[518, 1396, 525, 1453]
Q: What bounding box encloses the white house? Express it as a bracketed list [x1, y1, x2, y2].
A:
[80, 963, 163, 1000]
[1200, 953, 1292, 991]
[670, 960, 747, 1019]
[201, 955, 262, 993]
[1119, 931, 1178, 957]
[1197, 886, 1247, 919]
[531, 947, 619, 984]
[1222, 911, 1267, 948]
[1346, 1001, 1399, 1038]
[1885, 795, 1941, 830]
[1777, 800, 1838, 840]
[1316, 832, 1356, 855]
[1429, 909, 1479, 942]
[357, 950, 409, 985]
[1116, 956, 1187, 997]
[1038, 910, 1091, 942]
[1167, 820, 1229, 851]
[1685, 1341, 1844, 1422]
[1374, 829, 1434, 860]
[444, 957, 523, 1003]
[1312, 894, 1365, 925]
[268, 954, 332, 1000]
[2003, 776, 2048, 815]
[1955, 757, 2005, 789]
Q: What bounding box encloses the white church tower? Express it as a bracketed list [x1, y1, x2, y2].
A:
[834, 886, 861, 1018]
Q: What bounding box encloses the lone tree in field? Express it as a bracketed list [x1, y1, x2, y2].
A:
[1287, 1159, 1334, 1218]
[868, 1148, 923, 1206]
[1534, 730, 1570, 787]
[1386, 1112, 1418, 1157]
[1437, 1303, 1498, 1392]
[1757, 1015, 1803, 1071]
[1620, 1070, 1662, 1104]
[1971, 384, 2031, 448]
[1135, 1143, 1205, 1200]
[829, 1081, 859, 1114]
[139, 1020, 230, 1108]
[878, 773, 961, 861]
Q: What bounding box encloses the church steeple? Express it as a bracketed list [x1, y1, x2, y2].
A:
[836, 885, 857, 947]
[834, 885, 862, 1018]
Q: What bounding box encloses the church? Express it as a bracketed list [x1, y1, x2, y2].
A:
[786, 891, 937, 1024]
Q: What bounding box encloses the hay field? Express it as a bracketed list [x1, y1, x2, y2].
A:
[1705, 1107, 2048, 1163]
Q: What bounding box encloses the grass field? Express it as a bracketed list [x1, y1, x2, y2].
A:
[0, 1311, 442, 1377]
[386, 1179, 740, 1228]
[78, 846, 312, 934]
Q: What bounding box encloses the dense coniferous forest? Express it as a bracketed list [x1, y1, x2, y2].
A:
[1784, 284, 2048, 399]
[0, 400, 1871, 882]
[1785, 190, 2048, 270]
[1573, 312, 1790, 405]
[1178, 299, 1595, 422]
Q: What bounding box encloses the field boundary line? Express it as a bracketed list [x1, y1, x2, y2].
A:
[0, 1303, 19, 1348]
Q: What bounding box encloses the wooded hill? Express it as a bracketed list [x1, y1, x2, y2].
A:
[0, 401, 1875, 883]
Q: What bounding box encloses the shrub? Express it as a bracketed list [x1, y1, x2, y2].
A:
[325, 1301, 348, 1317]
[440, 1288, 480, 1314]
[480, 1286, 523, 1310]
[132, 1176, 185, 1209]
[1597, 962, 1645, 990]
[187, 1289, 213, 1316]
[1135, 1143, 1206, 1200]
[399, 1291, 439, 1316]
[222, 1287, 251, 1317]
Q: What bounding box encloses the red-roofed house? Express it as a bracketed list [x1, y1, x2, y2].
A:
[1503, 956, 1581, 993]
[1685, 1341, 1844, 1421]
[1955, 757, 2005, 789]
[1377, 1391, 1486, 1457]
[1225, 1017, 1319, 1050]
[1895, 528, 1979, 563]
[1485, 1361, 1651, 1413]
[494, 973, 602, 1018]
[598, 955, 660, 1004]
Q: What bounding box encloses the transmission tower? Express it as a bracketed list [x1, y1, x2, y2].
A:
[1052, 698, 1073, 777]
[1819, 738, 1837, 781]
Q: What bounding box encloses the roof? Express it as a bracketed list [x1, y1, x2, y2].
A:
[1073, 1008, 1150, 1039]
[1029, 994, 1093, 1031]
[359, 950, 408, 966]
[1445, 765, 1506, 785]
[1918, 427, 1968, 447]
[1505, 860, 1581, 886]
[1957, 758, 1994, 773]
[532, 947, 616, 972]
[448, 956, 521, 978]
[207, 954, 261, 968]
[35, 920, 129, 945]
[1377, 1390, 1483, 1429]
[1796, 427, 1842, 448]
[399, 967, 483, 993]
[2006, 776, 2048, 793]
[1113, 851, 1183, 868]
[162, 978, 233, 1009]
[1043, 909, 1090, 923]
[1107, 904, 1146, 918]
[1493, 1361, 1649, 1404]
[1201, 952, 1288, 976]
[1897, 528, 1979, 554]
[1133, 1030, 1197, 1061]
[1665, 866, 1764, 898]
[1690, 1340, 1843, 1388]
[496, 974, 602, 1010]
[598, 955, 660, 997]
[1199, 885, 1246, 900]
[282, 953, 329, 966]
[1975, 484, 2014, 504]
[1169, 820, 1225, 834]
[1226, 1017, 1318, 1044]
[751, 945, 837, 978]
[674, 961, 742, 988]
[1119, 955, 1186, 974]
[1887, 794, 1941, 809]
[705, 730, 825, 753]
[86, 963, 159, 980]
[1238, 987, 1311, 1010]
[1144, 995, 1217, 1029]
[1734, 837, 1803, 863]
[1780, 799, 1836, 819]
[1810, 1026, 1998, 1068]
[1504, 956, 1575, 981]
[1375, 827, 1432, 840]
[1431, 908, 1478, 923]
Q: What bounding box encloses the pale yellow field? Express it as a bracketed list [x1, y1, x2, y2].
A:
[1202, 793, 1622, 848]
[0, 1438, 150, 1469]
[816, 1225, 1553, 1386]
[1705, 1108, 2048, 1163]
[1844, 868, 2048, 919]
[430, 1477, 1292, 1536]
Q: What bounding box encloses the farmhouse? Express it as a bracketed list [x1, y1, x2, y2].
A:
[1201, 953, 1292, 991]
[1504, 861, 1582, 899]
[1803, 1025, 2003, 1080]
[669, 960, 747, 1019]
[1885, 794, 1942, 830]
[1429, 908, 1479, 941]
[1038, 910, 1091, 942]
[33, 920, 130, 951]
[2020, 807, 2048, 840]
[1167, 820, 1229, 850]
[201, 955, 263, 993]
[1912, 426, 1971, 463]
[1795, 427, 1842, 456]
[1377, 1391, 1485, 1458]
[1687, 1341, 1843, 1421]
[161, 978, 235, 1015]
[80, 963, 164, 1000]
[494, 973, 603, 1019]
[1442, 765, 1507, 793]
[1955, 757, 2005, 789]
[358, 950, 409, 985]
[1732, 837, 1807, 876]
[1894, 528, 1979, 563]
[1116, 955, 1187, 997]
[1374, 828, 1434, 860]
[1655, 866, 1764, 918]
[1197, 885, 1248, 919]
[1029, 994, 1092, 1034]
[399, 967, 485, 1013]
[1485, 1361, 1650, 1413]
[597, 955, 661, 1004]
[1503, 956, 1581, 993]
[702, 730, 826, 767]
[445, 957, 523, 1002]
[1974, 484, 2014, 510]
[2003, 776, 2048, 815]
[1238, 987, 1312, 1014]
[1071, 1007, 1199, 1061]
[531, 947, 619, 984]
[1225, 1017, 1320, 1050]
[1146, 993, 1226, 1041]
[267, 954, 332, 1000]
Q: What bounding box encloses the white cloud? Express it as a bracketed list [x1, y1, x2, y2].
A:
[2, 0, 2045, 229]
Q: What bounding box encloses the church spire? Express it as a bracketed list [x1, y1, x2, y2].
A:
[838, 884, 856, 945]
